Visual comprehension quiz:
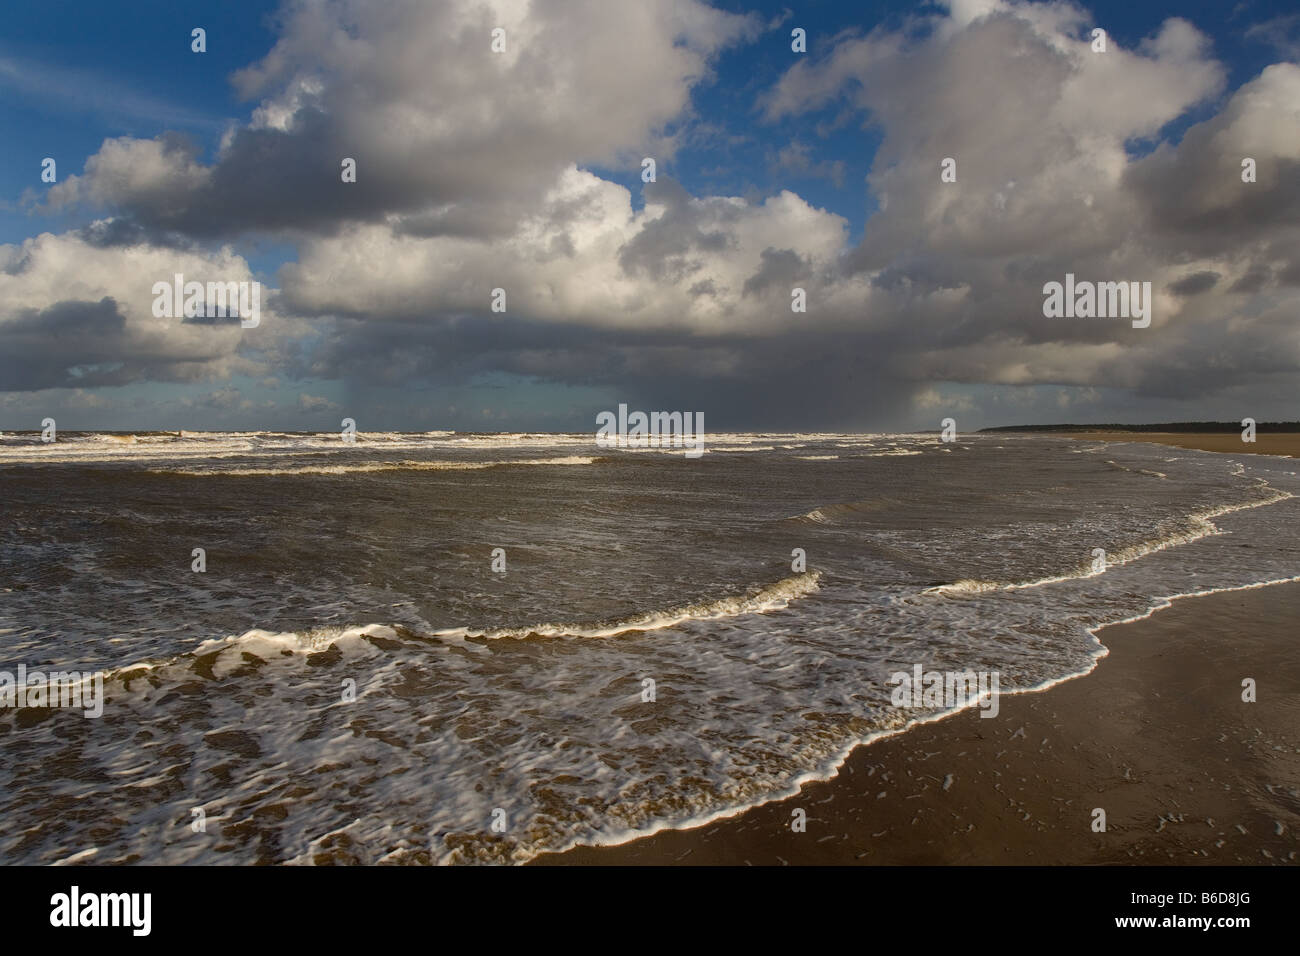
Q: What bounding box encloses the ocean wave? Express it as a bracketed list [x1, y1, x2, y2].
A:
[90, 434, 138, 444]
[86, 574, 822, 688]
[432, 572, 822, 641]
[188, 625, 398, 678]
[150, 456, 600, 476]
[48, 624, 403, 692]
[925, 487, 1295, 595]
[789, 497, 902, 523]
[1105, 459, 1167, 479]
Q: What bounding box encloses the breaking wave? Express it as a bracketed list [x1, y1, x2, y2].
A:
[433, 572, 822, 641]
[151, 456, 600, 476]
[925, 487, 1294, 595]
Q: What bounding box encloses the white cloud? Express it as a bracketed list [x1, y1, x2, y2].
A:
[7, 0, 1300, 427]
[0, 229, 293, 390]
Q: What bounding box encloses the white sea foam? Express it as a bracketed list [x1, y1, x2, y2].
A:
[433, 572, 821, 641]
[926, 485, 1294, 595]
[153, 456, 599, 477]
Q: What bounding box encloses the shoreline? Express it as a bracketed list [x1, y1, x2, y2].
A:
[533, 577, 1300, 865]
[1056, 430, 1300, 459]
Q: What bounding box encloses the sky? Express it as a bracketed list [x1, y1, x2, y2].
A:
[1, 0, 1298, 432]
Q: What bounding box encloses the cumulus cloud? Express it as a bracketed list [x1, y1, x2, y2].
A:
[8, 0, 1300, 427]
[745, 1, 1299, 408]
[0, 230, 293, 391]
[1124, 63, 1300, 239]
[44, 0, 759, 239]
[280, 166, 862, 337]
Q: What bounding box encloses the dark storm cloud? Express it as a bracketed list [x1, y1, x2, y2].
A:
[304, 310, 916, 430]
[181, 312, 246, 326]
[50, 118, 473, 239]
[1167, 271, 1220, 296]
[1228, 268, 1272, 294]
[1122, 64, 1300, 257]
[0, 231, 282, 393]
[0, 298, 132, 390]
[742, 248, 810, 297]
[617, 180, 740, 283]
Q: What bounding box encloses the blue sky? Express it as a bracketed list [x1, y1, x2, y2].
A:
[1, 0, 1298, 431]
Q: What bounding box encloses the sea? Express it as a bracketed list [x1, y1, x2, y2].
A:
[0, 430, 1296, 864]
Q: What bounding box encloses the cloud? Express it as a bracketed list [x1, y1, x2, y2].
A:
[1167, 271, 1220, 296]
[1124, 63, 1300, 240]
[44, 0, 760, 239]
[182, 386, 244, 410]
[915, 387, 974, 412]
[0, 230, 293, 391]
[45, 135, 212, 220]
[297, 392, 338, 412]
[770, 141, 847, 187]
[0, 54, 223, 131]
[724, 1, 1298, 409]
[8, 0, 1300, 429]
[1244, 13, 1300, 62]
[279, 166, 858, 339]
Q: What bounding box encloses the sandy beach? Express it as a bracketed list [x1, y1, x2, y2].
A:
[535, 580, 1300, 865]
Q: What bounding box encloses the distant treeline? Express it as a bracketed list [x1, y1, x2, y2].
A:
[979, 422, 1300, 433]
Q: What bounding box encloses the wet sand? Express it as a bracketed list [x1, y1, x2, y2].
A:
[1067, 431, 1300, 458]
[534, 581, 1300, 865]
